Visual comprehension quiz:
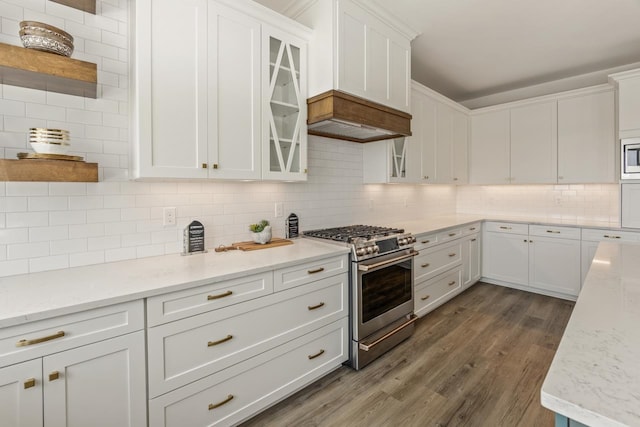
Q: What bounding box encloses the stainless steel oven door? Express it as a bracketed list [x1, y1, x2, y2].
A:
[622, 139, 640, 179]
[354, 249, 417, 341]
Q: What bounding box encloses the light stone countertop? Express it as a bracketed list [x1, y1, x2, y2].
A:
[0, 238, 349, 328]
[541, 241, 640, 427]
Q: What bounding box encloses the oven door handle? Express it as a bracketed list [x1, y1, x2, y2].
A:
[358, 250, 419, 272]
[359, 314, 418, 352]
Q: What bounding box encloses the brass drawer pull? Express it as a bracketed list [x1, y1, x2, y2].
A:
[307, 267, 325, 274]
[207, 290, 233, 300]
[421, 240, 430, 244]
[471, 238, 477, 242]
[49, 371, 60, 382]
[208, 395, 234, 410]
[604, 235, 621, 239]
[212, 164, 219, 169]
[16, 331, 65, 347]
[208, 335, 233, 347]
[448, 281, 456, 287]
[421, 295, 430, 301]
[546, 230, 561, 234]
[24, 378, 36, 389]
[308, 349, 325, 360]
[499, 226, 512, 230]
[469, 227, 476, 231]
[448, 233, 456, 237]
[448, 253, 456, 257]
[421, 263, 430, 268]
[308, 302, 325, 311]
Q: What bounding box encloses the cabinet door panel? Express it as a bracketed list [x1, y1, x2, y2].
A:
[470, 110, 510, 184]
[146, 0, 208, 178]
[529, 236, 581, 297]
[209, 5, 261, 179]
[510, 101, 557, 184]
[388, 38, 410, 112]
[0, 359, 42, 427]
[366, 26, 387, 103]
[482, 232, 528, 285]
[452, 110, 469, 184]
[338, 3, 366, 97]
[618, 77, 640, 133]
[558, 90, 615, 183]
[414, 90, 437, 183]
[43, 331, 146, 427]
[436, 103, 454, 183]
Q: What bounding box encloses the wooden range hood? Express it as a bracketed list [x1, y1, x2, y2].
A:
[307, 90, 412, 143]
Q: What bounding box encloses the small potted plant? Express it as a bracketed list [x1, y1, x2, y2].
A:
[249, 219, 272, 244]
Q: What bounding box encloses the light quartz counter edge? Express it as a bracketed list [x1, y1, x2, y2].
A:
[0, 239, 350, 328]
[541, 241, 640, 427]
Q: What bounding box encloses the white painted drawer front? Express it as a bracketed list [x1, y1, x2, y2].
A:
[148, 274, 347, 397]
[437, 228, 463, 243]
[414, 240, 462, 283]
[149, 318, 348, 427]
[485, 221, 529, 235]
[146, 272, 273, 326]
[581, 228, 640, 242]
[274, 255, 348, 292]
[529, 224, 580, 240]
[461, 222, 481, 236]
[414, 232, 439, 251]
[415, 267, 462, 318]
[0, 301, 144, 367]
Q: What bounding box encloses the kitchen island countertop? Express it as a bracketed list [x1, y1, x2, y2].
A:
[541, 241, 640, 426]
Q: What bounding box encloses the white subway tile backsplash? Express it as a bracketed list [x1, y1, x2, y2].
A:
[0, 99, 25, 116]
[29, 254, 68, 273]
[49, 182, 87, 196]
[0, 196, 27, 212]
[68, 223, 104, 239]
[50, 211, 86, 226]
[50, 238, 88, 255]
[28, 196, 68, 212]
[69, 251, 105, 268]
[105, 246, 135, 262]
[2, 85, 46, 104]
[7, 241, 49, 260]
[0, 259, 28, 277]
[69, 196, 104, 210]
[26, 103, 66, 121]
[6, 212, 48, 228]
[66, 108, 102, 126]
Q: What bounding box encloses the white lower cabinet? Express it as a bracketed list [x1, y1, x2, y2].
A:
[0, 302, 147, 427]
[483, 222, 581, 299]
[413, 223, 481, 318]
[147, 254, 349, 426]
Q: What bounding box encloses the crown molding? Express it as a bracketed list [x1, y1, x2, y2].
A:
[351, 0, 420, 40]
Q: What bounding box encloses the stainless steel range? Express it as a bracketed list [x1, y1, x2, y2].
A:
[304, 225, 418, 370]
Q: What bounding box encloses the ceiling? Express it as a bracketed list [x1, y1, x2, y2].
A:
[255, 0, 640, 108]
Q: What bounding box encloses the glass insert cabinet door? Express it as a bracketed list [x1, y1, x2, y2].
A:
[263, 27, 307, 180]
[390, 138, 407, 179]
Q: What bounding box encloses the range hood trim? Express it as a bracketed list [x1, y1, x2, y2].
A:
[306, 90, 412, 143]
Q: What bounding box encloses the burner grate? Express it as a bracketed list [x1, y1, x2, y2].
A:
[303, 225, 404, 243]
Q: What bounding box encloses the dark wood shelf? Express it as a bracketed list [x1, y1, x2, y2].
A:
[49, 0, 95, 14]
[0, 159, 98, 182]
[0, 43, 97, 98]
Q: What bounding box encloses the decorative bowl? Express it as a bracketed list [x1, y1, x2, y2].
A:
[30, 141, 70, 155]
[251, 226, 272, 244]
[19, 21, 74, 57]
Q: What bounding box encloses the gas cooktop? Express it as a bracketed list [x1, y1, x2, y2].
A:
[303, 225, 405, 243]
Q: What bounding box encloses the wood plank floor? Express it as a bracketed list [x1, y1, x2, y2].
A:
[241, 283, 575, 427]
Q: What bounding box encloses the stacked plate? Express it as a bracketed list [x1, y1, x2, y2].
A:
[19, 21, 74, 57]
[29, 128, 70, 155]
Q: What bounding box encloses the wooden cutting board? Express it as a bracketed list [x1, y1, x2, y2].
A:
[215, 238, 294, 252]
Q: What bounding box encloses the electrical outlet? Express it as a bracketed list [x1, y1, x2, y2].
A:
[274, 202, 284, 218]
[163, 207, 176, 226]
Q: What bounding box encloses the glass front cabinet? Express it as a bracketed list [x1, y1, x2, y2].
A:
[263, 27, 308, 181]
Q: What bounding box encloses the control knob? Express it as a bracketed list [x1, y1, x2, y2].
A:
[366, 246, 374, 254]
[399, 238, 407, 245]
[373, 245, 380, 253]
[355, 247, 367, 256]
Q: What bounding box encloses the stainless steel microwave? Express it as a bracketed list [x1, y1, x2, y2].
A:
[621, 138, 640, 179]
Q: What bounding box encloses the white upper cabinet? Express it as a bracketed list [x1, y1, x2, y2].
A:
[262, 26, 308, 180]
[470, 109, 511, 184]
[610, 68, 640, 137]
[132, 0, 310, 181]
[470, 85, 614, 185]
[557, 88, 615, 183]
[452, 110, 469, 184]
[295, 0, 414, 112]
[363, 137, 418, 183]
[510, 100, 557, 184]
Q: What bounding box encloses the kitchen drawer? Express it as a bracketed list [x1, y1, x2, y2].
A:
[414, 240, 462, 283]
[0, 300, 143, 367]
[437, 228, 463, 243]
[147, 272, 273, 326]
[414, 232, 439, 251]
[414, 267, 462, 318]
[274, 254, 348, 292]
[149, 318, 348, 427]
[485, 221, 529, 235]
[529, 224, 580, 240]
[581, 228, 640, 242]
[461, 222, 482, 236]
[147, 274, 347, 398]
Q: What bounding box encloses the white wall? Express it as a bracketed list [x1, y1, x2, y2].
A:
[456, 184, 620, 224]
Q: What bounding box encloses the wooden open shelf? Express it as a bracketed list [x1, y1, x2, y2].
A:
[0, 43, 97, 98]
[0, 159, 98, 182]
[49, 0, 95, 14]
